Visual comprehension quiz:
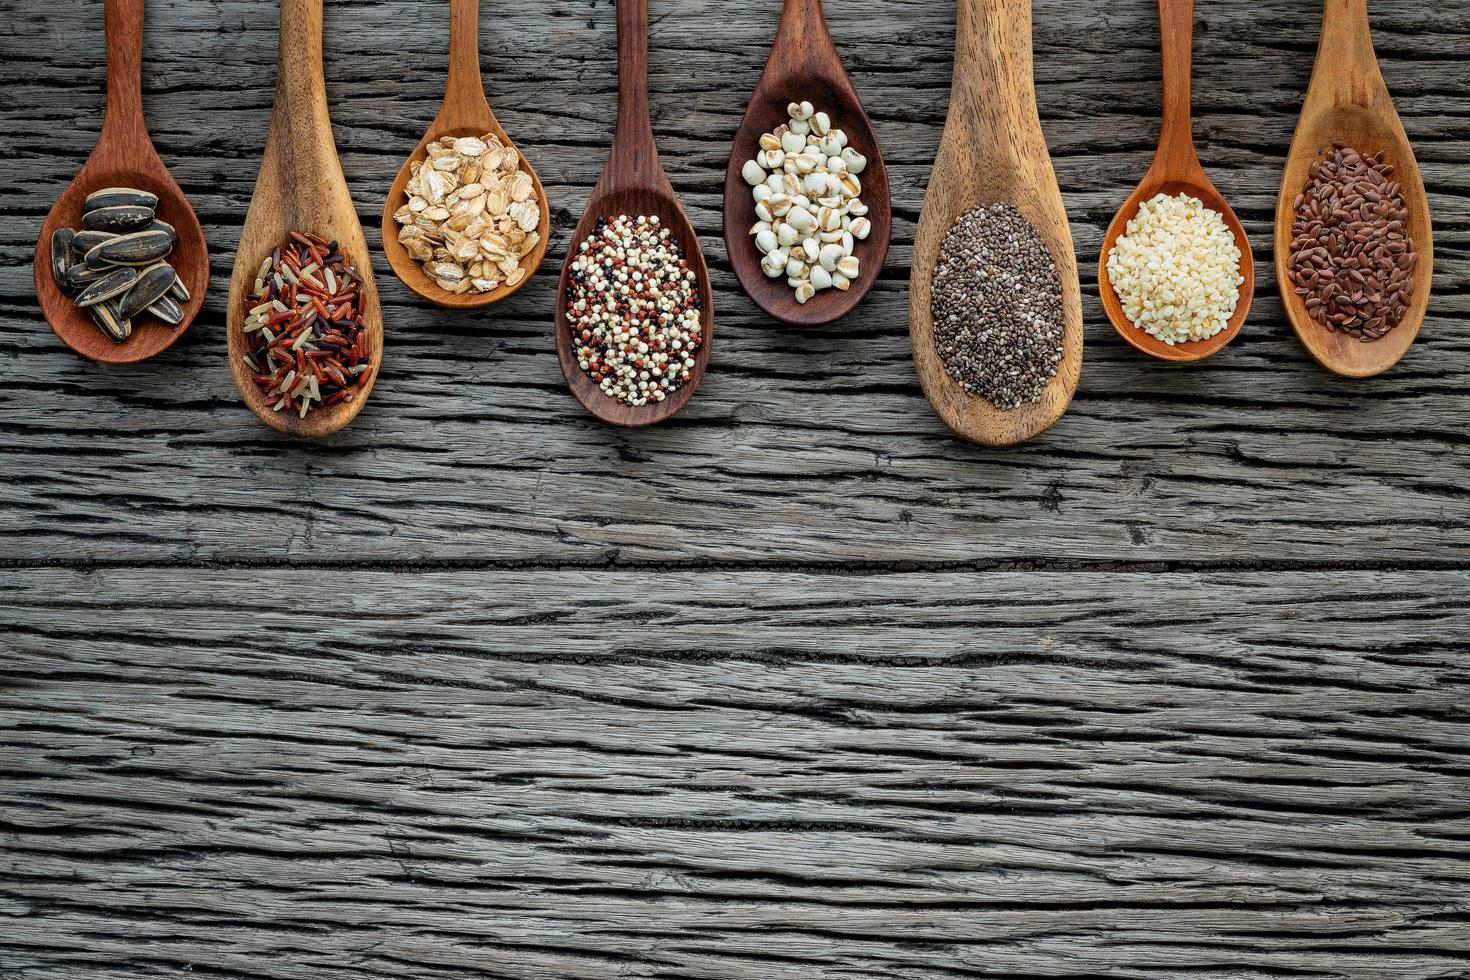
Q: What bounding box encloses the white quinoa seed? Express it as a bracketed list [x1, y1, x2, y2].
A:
[566, 214, 703, 408]
[1106, 192, 1244, 346]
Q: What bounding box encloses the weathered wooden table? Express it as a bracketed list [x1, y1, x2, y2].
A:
[3, 1, 1468, 976]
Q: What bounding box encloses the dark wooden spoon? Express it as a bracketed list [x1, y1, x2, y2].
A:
[1274, 0, 1432, 378]
[381, 0, 550, 309]
[226, 0, 383, 438]
[1098, 0, 1254, 363]
[33, 0, 209, 364]
[553, 0, 714, 427]
[721, 0, 891, 326]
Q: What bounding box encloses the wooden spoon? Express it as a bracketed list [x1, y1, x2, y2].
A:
[32, 0, 209, 365]
[908, 0, 1082, 447]
[553, 0, 714, 427]
[1274, 0, 1432, 378]
[226, 0, 383, 438]
[721, 0, 891, 326]
[1098, 0, 1254, 363]
[380, 0, 551, 309]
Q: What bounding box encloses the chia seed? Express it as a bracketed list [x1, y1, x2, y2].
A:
[931, 203, 1064, 410]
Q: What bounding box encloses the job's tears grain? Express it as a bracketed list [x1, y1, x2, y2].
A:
[742, 100, 871, 304]
[931, 203, 1064, 410]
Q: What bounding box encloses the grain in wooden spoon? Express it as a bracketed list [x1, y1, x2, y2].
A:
[226, 0, 383, 439]
[909, 0, 1082, 447]
[381, 0, 550, 309]
[1274, 0, 1432, 378]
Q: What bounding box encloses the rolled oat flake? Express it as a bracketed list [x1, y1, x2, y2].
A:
[931, 203, 1064, 410]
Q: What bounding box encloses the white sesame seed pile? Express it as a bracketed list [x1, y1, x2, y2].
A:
[1106, 192, 1244, 346]
[567, 214, 703, 408]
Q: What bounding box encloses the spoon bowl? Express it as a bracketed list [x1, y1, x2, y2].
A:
[226, 0, 383, 439]
[1274, 0, 1432, 378]
[381, 0, 550, 309]
[554, 0, 713, 427]
[1099, 172, 1254, 362]
[909, 0, 1082, 447]
[32, 0, 208, 364]
[722, 0, 891, 326]
[1097, 0, 1254, 363]
[555, 186, 713, 427]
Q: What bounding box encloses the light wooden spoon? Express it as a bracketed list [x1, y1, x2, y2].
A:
[1098, 0, 1254, 363]
[381, 0, 550, 309]
[553, 0, 714, 428]
[226, 0, 382, 438]
[1275, 0, 1432, 378]
[721, 0, 892, 326]
[909, 0, 1082, 447]
[33, 0, 209, 364]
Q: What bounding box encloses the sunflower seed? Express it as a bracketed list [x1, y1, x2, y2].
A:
[84, 187, 158, 213]
[44, 184, 185, 343]
[82, 204, 155, 233]
[50, 228, 75, 290]
[146, 295, 184, 325]
[119, 262, 177, 319]
[87, 229, 175, 267]
[65, 263, 111, 292]
[88, 299, 132, 343]
[75, 267, 139, 307]
[146, 219, 177, 246]
[72, 231, 119, 256]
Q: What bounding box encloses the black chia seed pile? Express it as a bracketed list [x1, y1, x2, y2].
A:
[931, 203, 1064, 410]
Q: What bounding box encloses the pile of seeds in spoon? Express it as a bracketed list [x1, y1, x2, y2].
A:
[566, 214, 703, 408]
[1286, 142, 1416, 341]
[393, 132, 544, 295]
[47, 186, 189, 343]
[741, 100, 872, 304]
[240, 231, 372, 419]
[931, 203, 1064, 410]
[1106, 192, 1243, 346]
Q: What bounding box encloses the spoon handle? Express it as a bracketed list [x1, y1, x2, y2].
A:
[954, 0, 1032, 112]
[98, 0, 150, 149]
[441, 0, 491, 122]
[272, 0, 334, 171]
[1317, 0, 1382, 95]
[948, 0, 1041, 170]
[612, 0, 658, 174]
[1154, 0, 1200, 173]
[774, 0, 835, 71]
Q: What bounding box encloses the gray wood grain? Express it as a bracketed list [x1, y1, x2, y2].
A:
[4, 568, 1470, 979]
[0, 0, 1466, 564]
[1, 0, 1467, 977]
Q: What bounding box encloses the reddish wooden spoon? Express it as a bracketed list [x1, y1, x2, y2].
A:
[1098, 0, 1254, 363]
[33, 0, 209, 364]
[380, 0, 550, 309]
[721, 0, 891, 326]
[553, 0, 714, 427]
